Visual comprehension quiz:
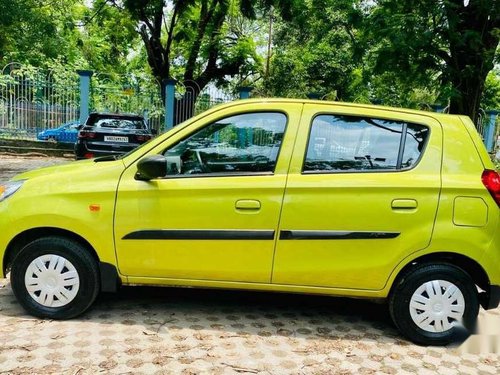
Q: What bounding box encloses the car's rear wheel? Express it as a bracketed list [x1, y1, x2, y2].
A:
[389, 263, 479, 346]
[10, 236, 99, 319]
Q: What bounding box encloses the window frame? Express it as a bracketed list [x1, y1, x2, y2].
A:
[301, 113, 431, 175]
[160, 111, 289, 179]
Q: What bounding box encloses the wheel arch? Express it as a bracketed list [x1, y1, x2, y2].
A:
[390, 251, 490, 307]
[3, 227, 119, 292]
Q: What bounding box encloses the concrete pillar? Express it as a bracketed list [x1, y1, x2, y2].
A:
[238, 87, 253, 99]
[484, 110, 499, 153]
[76, 70, 93, 125]
[164, 79, 177, 130]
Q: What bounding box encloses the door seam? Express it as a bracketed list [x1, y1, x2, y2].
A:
[270, 104, 306, 283]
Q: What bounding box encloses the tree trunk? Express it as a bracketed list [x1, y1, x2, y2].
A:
[445, 0, 499, 124]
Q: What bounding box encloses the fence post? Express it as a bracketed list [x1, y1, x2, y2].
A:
[164, 79, 176, 130]
[238, 87, 253, 99]
[484, 110, 499, 153]
[77, 70, 93, 125]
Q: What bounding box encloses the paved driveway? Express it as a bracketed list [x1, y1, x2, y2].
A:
[0, 155, 499, 374]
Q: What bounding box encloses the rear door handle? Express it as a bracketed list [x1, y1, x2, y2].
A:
[392, 199, 418, 210]
[235, 199, 261, 210]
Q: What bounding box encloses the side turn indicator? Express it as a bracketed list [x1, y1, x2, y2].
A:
[89, 204, 101, 212]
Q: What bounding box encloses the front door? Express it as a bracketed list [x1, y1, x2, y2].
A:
[114, 104, 302, 283]
[272, 104, 443, 290]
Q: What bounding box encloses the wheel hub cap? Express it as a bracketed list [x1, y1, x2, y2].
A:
[24, 254, 80, 308]
[409, 280, 465, 333]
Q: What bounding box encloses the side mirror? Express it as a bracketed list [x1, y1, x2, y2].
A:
[135, 155, 167, 181]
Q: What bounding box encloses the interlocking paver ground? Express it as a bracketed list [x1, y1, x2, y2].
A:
[0, 155, 499, 374]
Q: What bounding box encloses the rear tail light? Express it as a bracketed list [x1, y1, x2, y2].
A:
[482, 170, 500, 208]
[84, 153, 94, 159]
[137, 135, 151, 142]
[78, 131, 96, 139]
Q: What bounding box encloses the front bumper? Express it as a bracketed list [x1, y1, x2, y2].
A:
[483, 285, 500, 310]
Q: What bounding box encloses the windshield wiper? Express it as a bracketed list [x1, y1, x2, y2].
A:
[94, 155, 118, 162]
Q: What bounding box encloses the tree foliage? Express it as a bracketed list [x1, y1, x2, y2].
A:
[119, 0, 303, 121]
[0, 0, 498, 122]
[263, 0, 365, 101]
[0, 0, 70, 65]
[368, 0, 499, 122]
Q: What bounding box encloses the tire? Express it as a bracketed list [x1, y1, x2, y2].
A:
[10, 236, 100, 319]
[389, 263, 479, 346]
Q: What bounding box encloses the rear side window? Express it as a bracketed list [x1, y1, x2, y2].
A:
[304, 115, 429, 173]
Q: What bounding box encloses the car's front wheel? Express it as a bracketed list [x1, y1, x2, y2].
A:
[389, 263, 479, 346]
[10, 236, 100, 319]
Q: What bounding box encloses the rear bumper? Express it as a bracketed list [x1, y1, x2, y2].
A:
[74, 141, 137, 159]
[483, 285, 500, 310]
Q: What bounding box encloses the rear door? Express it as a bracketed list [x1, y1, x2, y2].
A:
[272, 104, 443, 290]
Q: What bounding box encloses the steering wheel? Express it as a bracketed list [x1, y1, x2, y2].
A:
[195, 150, 210, 173]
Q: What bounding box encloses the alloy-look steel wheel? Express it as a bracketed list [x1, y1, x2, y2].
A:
[11, 236, 100, 319]
[24, 254, 80, 308]
[389, 263, 479, 346]
[409, 280, 466, 333]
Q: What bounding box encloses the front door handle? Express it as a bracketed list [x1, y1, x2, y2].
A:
[392, 199, 418, 210]
[235, 199, 261, 210]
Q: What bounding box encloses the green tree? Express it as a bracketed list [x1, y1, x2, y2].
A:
[482, 70, 500, 110]
[121, 0, 301, 121]
[0, 0, 69, 65]
[78, 0, 140, 75]
[263, 0, 364, 101]
[368, 0, 499, 123]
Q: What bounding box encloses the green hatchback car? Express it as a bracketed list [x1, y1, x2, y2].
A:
[0, 99, 499, 346]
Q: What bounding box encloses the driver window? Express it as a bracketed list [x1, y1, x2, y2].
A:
[163, 112, 287, 176]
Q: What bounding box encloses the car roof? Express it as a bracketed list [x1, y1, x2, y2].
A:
[223, 98, 463, 121]
[88, 112, 144, 119]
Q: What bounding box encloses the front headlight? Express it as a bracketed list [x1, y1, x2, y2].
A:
[0, 180, 24, 202]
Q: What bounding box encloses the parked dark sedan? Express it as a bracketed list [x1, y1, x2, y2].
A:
[75, 113, 154, 159]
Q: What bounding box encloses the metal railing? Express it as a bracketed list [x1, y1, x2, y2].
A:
[91, 73, 165, 132]
[0, 63, 79, 140]
[173, 80, 235, 126]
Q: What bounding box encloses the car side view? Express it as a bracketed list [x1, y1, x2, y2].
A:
[0, 99, 498, 346]
[37, 121, 80, 143]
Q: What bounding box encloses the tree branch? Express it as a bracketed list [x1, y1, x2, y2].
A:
[184, 0, 219, 81]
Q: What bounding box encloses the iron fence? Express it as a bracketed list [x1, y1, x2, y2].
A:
[0, 62, 497, 153]
[173, 80, 236, 126]
[0, 63, 79, 140]
[91, 73, 164, 132]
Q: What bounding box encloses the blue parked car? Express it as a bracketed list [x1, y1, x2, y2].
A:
[37, 121, 80, 143]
